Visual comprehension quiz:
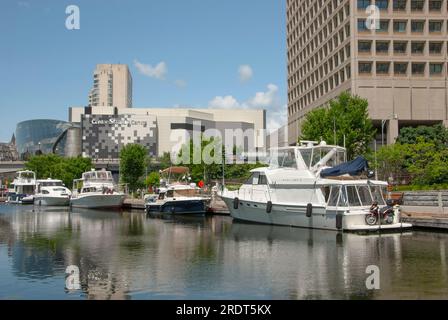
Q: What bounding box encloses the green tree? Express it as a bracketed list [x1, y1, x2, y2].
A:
[375, 143, 407, 182]
[397, 124, 448, 147]
[25, 155, 91, 187]
[119, 144, 147, 192]
[145, 172, 160, 188]
[158, 152, 172, 169]
[300, 92, 376, 159]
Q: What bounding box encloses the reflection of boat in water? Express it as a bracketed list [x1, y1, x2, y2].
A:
[230, 221, 413, 243]
[34, 179, 71, 206]
[70, 169, 125, 209]
[221, 141, 412, 232]
[7, 171, 36, 205]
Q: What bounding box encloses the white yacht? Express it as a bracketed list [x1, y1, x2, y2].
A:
[7, 170, 36, 204]
[221, 141, 412, 232]
[70, 169, 125, 209]
[34, 179, 71, 206]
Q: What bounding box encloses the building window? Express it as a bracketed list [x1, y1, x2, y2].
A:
[358, 19, 368, 31]
[412, 63, 425, 75]
[393, 0, 407, 10]
[376, 41, 390, 53]
[411, 0, 425, 11]
[394, 41, 408, 53]
[359, 62, 373, 73]
[411, 21, 425, 32]
[358, 41, 372, 52]
[376, 0, 389, 9]
[394, 21, 407, 32]
[430, 63, 443, 75]
[429, 42, 443, 54]
[428, 0, 442, 10]
[429, 21, 443, 32]
[411, 42, 425, 54]
[357, 0, 371, 9]
[376, 62, 390, 74]
[378, 20, 389, 32]
[394, 62, 408, 75]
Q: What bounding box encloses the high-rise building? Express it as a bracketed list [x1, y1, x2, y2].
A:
[88, 64, 132, 109]
[287, 0, 448, 145]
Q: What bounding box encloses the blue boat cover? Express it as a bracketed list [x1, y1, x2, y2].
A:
[320, 156, 369, 178]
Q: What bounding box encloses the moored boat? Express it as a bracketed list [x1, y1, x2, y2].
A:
[70, 169, 125, 209]
[220, 141, 412, 232]
[7, 170, 36, 204]
[34, 178, 71, 206]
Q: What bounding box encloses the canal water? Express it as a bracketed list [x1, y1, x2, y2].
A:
[0, 204, 447, 300]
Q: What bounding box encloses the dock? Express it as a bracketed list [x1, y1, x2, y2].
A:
[401, 206, 448, 230]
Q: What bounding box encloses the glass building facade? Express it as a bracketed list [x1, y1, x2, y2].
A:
[15, 120, 79, 159]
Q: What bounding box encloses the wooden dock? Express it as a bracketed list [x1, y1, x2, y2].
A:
[401, 206, 448, 230]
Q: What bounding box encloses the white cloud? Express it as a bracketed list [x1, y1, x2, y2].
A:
[134, 60, 167, 80]
[174, 79, 187, 88]
[238, 65, 253, 82]
[248, 84, 278, 108]
[207, 84, 285, 131]
[209, 96, 242, 109]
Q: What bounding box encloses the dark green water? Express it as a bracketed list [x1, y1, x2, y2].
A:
[0, 204, 447, 300]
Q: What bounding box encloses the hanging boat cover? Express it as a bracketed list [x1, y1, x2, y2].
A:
[320, 156, 369, 178]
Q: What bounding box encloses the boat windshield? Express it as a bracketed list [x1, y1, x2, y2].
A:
[269, 149, 297, 169]
[83, 171, 113, 182]
[40, 181, 63, 187]
[326, 185, 386, 207]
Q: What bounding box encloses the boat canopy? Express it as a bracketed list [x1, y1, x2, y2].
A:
[320, 156, 369, 178]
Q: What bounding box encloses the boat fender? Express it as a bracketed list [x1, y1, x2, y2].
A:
[266, 201, 272, 213]
[170, 207, 175, 214]
[336, 213, 343, 230]
[306, 203, 312, 217]
[233, 197, 239, 209]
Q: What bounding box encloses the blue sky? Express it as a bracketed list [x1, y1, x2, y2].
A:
[0, 0, 286, 142]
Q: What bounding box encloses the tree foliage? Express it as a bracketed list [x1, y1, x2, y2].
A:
[176, 136, 264, 184]
[119, 144, 147, 192]
[376, 137, 448, 186]
[145, 172, 160, 188]
[25, 154, 92, 187]
[300, 92, 376, 159]
[397, 124, 448, 146]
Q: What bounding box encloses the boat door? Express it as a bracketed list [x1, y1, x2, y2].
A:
[252, 173, 268, 202]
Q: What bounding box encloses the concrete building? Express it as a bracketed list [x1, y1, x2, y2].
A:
[88, 64, 132, 109]
[69, 106, 266, 160]
[287, 0, 448, 145]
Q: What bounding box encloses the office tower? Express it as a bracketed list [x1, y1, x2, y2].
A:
[287, 0, 448, 145]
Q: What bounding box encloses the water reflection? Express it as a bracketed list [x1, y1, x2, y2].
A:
[0, 204, 447, 299]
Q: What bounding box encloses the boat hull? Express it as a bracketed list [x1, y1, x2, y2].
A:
[35, 196, 70, 206]
[7, 193, 34, 205]
[70, 194, 125, 209]
[146, 199, 206, 215]
[221, 196, 412, 232]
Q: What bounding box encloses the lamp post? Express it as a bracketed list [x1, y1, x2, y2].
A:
[381, 119, 387, 147]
